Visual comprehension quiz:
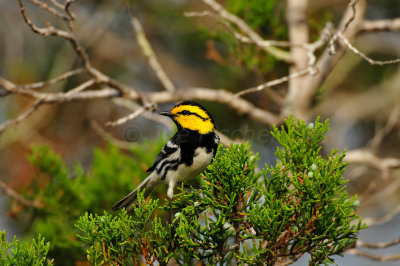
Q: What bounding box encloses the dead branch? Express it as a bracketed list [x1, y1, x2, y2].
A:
[0, 180, 42, 208]
[91, 121, 137, 150]
[297, 0, 367, 120]
[345, 149, 400, 179]
[105, 106, 147, 127]
[0, 100, 42, 135]
[368, 106, 400, 150]
[124, 0, 176, 92]
[361, 18, 400, 33]
[346, 248, 400, 261]
[235, 68, 314, 99]
[363, 204, 400, 226]
[356, 237, 400, 249]
[337, 33, 400, 65]
[200, 0, 291, 62]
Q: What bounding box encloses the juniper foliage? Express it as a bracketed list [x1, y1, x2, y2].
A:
[0, 231, 53, 266]
[75, 117, 364, 265]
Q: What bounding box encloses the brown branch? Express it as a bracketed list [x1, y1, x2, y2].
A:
[0, 100, 42, 135]
[27, 0, 69, 20]
[368, 106, 400, 150]
[0, 180, 42, 208]
[344, 149, 400, 179]
[363, 203, 400, 226]
[91, 121, 136, 150]
[146, 87, 282, 126]
[356, 237, 400, 249]
[184, 11, 291, 48]
[124, 1, 176, 92]
[296, 0, 367, 119]
[19, 2, 72, 38]
[65, 79, 96, 96]
[337, 33, 400, 65]
[112, 98, 174, 131]
[105, 106, 147, 127]
[200, 0, 291, 62]
[360, 18, 400, 33]
[346, 248, 400, 261]
[235, 68, 313, 99]
[20, 68, 86, 90]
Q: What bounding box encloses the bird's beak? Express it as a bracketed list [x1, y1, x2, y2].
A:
[160, 111, 176, 118]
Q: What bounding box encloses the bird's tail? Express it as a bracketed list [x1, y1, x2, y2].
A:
[112, 174, 157, 212]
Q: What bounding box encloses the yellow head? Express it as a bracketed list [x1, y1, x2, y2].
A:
[160, 101, 215, 134]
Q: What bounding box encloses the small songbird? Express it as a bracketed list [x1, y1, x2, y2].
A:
[112, 101, 220, 212]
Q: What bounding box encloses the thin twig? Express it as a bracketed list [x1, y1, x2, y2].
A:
[235, 68, 314, 98]
[27, 0, 69, 20]
[19, 0, 73, 39]
[346, 248, 400, 261]
[356, 237, 400, 249]
[363, 203, 400, 226]
[338, 33, 400, 65]
[91, 121, 136, 150]
[124, 1, 176, 92]
[200, 0, 291, 62]
[105, 106, 147, 127]
[360, 18, 400, 33]
[184, 11, 291, 48]
[0, 180, 42, 208]
[112, 98, 174, 131]
[368, 106, 400, 150]
[345, 149, 400, 179]
[21, 68, 86, 90]
[65, 79, 96, 96]
[0, 100, 42, 135]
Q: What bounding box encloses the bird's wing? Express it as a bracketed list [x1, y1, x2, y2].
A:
[146, 134, 180, 172]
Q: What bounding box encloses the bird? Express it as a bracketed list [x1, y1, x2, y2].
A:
[112, 101, 220, 212]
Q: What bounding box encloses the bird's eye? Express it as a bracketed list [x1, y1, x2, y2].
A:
[181, 110, 190, 115]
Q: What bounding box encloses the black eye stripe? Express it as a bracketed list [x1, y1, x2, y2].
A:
[177, 110, 208, 121]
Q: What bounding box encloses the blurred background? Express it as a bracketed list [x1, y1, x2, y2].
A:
[0, 0, 400, 265]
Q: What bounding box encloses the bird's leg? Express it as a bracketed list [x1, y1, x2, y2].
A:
[167, 181, 175, 224]
[169, 197, 173, 224]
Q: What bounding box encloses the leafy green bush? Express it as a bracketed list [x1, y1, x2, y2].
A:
[0, 231, 53, 265]
[11, 138, 166, 265]
[75, 117, 364, 265]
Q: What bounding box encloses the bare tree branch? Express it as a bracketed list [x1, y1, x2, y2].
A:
[363, 203, 400, 226]
[235, 68, 313, 98]
[200, 0, 291, 62]
[346, 248, 400, 261]
[105, 106, 147, 127]
[91, 120, 137, 150]
[296, 0, 367, 120]
[356, 237, 400, 249]
[0, 180, 42, 208]
[361, 18, 400, 33]
[337, 33, 400, 65]
[345, 149, 400, 179]
[0, 100, 42, 135]
[124, 0, 176, 92]
[368, 106, 400, 150]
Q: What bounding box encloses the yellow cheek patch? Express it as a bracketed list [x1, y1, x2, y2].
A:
[174, 116, 214, 134]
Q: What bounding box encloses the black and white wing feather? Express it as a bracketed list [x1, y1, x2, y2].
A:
[146, 134, 179, 173]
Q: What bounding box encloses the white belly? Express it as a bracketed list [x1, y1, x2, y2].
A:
[167, 147, 213, 183]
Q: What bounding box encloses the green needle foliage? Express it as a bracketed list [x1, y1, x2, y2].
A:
[7, 138, 166, 265]
[75, 117, 364, 265]
[0, 231, 53, 265]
